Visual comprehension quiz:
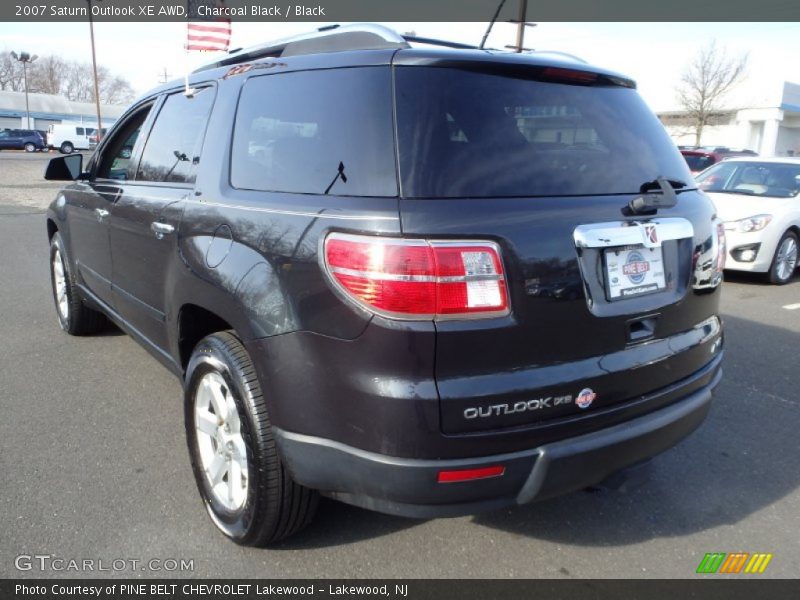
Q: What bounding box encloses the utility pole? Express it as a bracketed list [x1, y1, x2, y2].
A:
[504, 1, 536, 53]
[87, 0, 103, 141]
[515, 0, 527, 54]
[11, 52, 37, 129]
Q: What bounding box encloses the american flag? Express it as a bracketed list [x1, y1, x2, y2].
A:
[186, 0, 231, 52]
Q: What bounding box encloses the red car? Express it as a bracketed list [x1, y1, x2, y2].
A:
[680, 146, 758, 174]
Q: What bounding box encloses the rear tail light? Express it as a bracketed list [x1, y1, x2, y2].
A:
[323, 233, 509, 320]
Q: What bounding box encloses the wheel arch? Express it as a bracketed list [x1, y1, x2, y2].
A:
[176, 303, 237, 372]
[46, 218, 58, 241]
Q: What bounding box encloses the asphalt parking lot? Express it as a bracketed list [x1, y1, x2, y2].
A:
[1, 151, 799, 578]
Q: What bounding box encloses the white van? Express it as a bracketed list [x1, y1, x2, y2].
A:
[47, 123, 107, 154]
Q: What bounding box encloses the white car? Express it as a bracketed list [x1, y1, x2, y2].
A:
[697, 157, 800, 284]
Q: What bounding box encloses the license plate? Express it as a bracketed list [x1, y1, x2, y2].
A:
[604, 245, 666, 300]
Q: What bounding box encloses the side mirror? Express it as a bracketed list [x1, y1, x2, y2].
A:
[45, 154, 84, 181]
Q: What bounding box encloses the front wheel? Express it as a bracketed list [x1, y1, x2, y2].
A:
[768, 231, 798, 285]
[184, 331, 318, 546]
[49, 233, 106, 335]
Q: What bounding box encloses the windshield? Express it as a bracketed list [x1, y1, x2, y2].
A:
[683, 153, 716, 172]
[696, 161, 800, 198]
[395, 66, 693, 198]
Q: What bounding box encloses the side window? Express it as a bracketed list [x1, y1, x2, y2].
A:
[136, 87, 215, 184]
[231, 67, 397, 197]
[96, 105, 153, 181]
[76, 127, 85, 136]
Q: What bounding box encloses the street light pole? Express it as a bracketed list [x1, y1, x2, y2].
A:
[10, 51, 37, 129]
[87, 0, 103, 142]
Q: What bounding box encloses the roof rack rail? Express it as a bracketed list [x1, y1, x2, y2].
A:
[192, 23, 409, 73]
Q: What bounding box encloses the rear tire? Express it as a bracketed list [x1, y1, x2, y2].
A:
[60, 142, 74, 154]
[768, 231, 798, 285]
[185, 331, 318, 546]
[49, 233, 106, 335]
[24, 142, 36, 153]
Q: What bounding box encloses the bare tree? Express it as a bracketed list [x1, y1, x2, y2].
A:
[0, 51, 24, 91]
[99, 73, 135, 105]
[0, 50, 135, 104]
[28, 55, 67, 95]
[677, 41, 748, 146]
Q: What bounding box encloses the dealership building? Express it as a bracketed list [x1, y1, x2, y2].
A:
[657, 80, 800, 157]
[0, 90, 124, 131]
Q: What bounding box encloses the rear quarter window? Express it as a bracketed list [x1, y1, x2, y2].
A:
[231, 67, 398, 197]
[395, 66, 692, 198]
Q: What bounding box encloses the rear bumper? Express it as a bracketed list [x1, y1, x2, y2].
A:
[274, 366, 721, 518]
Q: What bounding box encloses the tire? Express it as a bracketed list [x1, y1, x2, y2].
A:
[60, 142, 74, 154]
[184, 331, 318, 546]
[49, 233, 107, 335]
[24, 142, 36, 153]
[768, 230, 798, 285]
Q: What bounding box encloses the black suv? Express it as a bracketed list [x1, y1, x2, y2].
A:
[44, 24, 725, 545]
[0, 128, 46, 152]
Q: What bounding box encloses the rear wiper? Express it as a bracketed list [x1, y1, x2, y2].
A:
[324, 161, 348, 195]
[626, 177, 685, 215]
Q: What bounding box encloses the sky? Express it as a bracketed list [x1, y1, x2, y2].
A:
[1, 21, 799, 111]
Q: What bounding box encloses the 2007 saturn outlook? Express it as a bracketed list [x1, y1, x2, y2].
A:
[44, 24, 725, 545]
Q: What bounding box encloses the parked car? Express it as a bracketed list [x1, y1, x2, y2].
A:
[46, 123, 105, 154]
[681, 147, 758, 174]
[0, 128, 46, 152]
[697, 157, 800, 283]
[43, 24, 725, 545]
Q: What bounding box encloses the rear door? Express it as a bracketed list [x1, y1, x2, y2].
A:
[109, 86, 216, 351]
[393, 60, 722, 434]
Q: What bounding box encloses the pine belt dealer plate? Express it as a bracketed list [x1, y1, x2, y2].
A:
[604, 244, 666, 300]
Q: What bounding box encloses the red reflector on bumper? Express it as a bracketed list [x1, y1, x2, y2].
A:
[437, 465, 505, 483]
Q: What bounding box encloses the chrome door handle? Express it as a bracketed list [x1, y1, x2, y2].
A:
[151, 221, 175, 239]
[95, 208, 109, 221]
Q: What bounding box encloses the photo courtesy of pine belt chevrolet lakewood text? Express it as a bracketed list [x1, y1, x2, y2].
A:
[44, 24, 725, 545]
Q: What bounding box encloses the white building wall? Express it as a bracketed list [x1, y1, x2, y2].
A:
[659, 82, 800, 157]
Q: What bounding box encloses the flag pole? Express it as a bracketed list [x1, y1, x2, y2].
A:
[184, 47, 196, 97]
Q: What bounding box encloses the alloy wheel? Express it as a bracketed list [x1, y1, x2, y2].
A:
[52, 248, 69, 322]
[775, 236, 798, 282]
[194, 372, 249, 511]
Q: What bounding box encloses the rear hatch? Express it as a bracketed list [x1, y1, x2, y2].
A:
[393, 55, 723, 434]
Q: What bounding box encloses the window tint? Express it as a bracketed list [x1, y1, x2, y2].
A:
[76, 127, 85, 136]
[136, 87, 215, 184]
[96, 106, 152, 181]
[395, 67, 693, 198]
[231, 67, 397, 197]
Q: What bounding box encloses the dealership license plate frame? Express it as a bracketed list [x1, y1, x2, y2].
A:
[603, 244, 666, 301]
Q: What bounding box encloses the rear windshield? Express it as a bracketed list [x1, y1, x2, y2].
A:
[395, 67, 692, 198]
[696, 161, 800, 198]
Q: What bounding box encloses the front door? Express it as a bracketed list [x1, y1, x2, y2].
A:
[73, 103, 155, 308]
